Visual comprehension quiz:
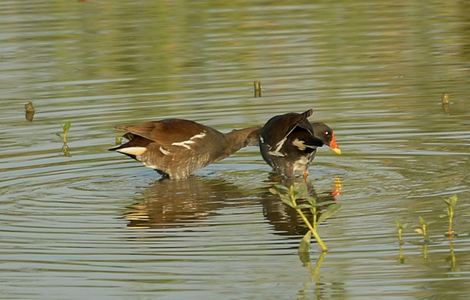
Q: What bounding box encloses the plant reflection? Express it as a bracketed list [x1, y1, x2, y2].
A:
[422, 243, 429, 263]
[306, 252, 326, 283]
[61, 142, 71, 157]
[398, 245, 405, 264]
[297, 251, 346, 300]
[447, 240, 457, 272]
[296, 252, 327, 300]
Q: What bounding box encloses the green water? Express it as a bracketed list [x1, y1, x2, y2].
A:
[1, 1, 469, 299]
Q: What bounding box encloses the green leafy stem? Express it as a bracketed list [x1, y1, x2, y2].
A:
[270, 183, 341, 253]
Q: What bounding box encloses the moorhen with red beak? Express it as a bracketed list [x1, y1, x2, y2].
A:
[258, 109, 341, 179]
[110, 119, 260, 179]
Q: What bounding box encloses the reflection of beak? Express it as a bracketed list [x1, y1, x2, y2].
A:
[331, 177, 342, 197]
[329, 134, 341, 155]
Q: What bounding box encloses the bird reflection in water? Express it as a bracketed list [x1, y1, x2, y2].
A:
[260, 173, 342, 236]
[123, 172, 342, 236]
[123, 176, 246, 229]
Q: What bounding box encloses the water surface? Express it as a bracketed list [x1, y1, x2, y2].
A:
[1, 1, 469, 299]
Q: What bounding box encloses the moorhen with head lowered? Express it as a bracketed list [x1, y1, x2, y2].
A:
[258, 109, 341, 179]
[110, 119, 260, 179]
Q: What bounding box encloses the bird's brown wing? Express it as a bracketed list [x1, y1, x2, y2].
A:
[115, 119, 215, 146]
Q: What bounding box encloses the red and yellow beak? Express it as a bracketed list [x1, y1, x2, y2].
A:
[329, 134, 341, 155]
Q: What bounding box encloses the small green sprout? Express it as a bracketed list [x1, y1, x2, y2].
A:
[62, 121, 71, 143]
[415, 216, 430, 243]
[395, 220, 408, 245]
[57, 121, 72, 143]
[115, 135, 123, 145]
[56, 122, 72, 156]
[441, 93, 451, 113]
[253, 80, 262, 97]
[443, 195, 458, 237]
[395, 220, 408, 263]
[441, 93, 450, 105]
[24, 101, 35, 121]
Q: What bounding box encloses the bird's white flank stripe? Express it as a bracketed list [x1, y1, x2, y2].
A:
[271, 137, 287, 154]
[268, 150, 285, 157]
[116, 147, 147, 156]
[159, 146, 170, 155]
[171, 131, 206, 149]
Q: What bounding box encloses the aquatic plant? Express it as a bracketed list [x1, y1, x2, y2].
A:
[24, 101, 35, 121]
[441, 92, 450, 105]
[395, 195, 461, 266]
[253, 80, 262, 97]
[394, 220, 407, 263]
[441, 93, 451, 113]
[442, 195, 458, 237]
[115, 135, 123, 145]
[57, 121, 71, 143]
[395, 219, 407, 245]
[415, 216, 430, 243]
[57, 122, 71, 156]
[269, 183, 341, 253]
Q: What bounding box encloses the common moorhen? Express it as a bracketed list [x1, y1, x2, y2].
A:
[258, 109, 341, 179]
[110, 119, 260, 179]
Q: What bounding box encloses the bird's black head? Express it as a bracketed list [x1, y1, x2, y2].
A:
[311, 122, 341, 155]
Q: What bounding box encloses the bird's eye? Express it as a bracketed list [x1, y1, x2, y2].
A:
[325, 131, 329, 135]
